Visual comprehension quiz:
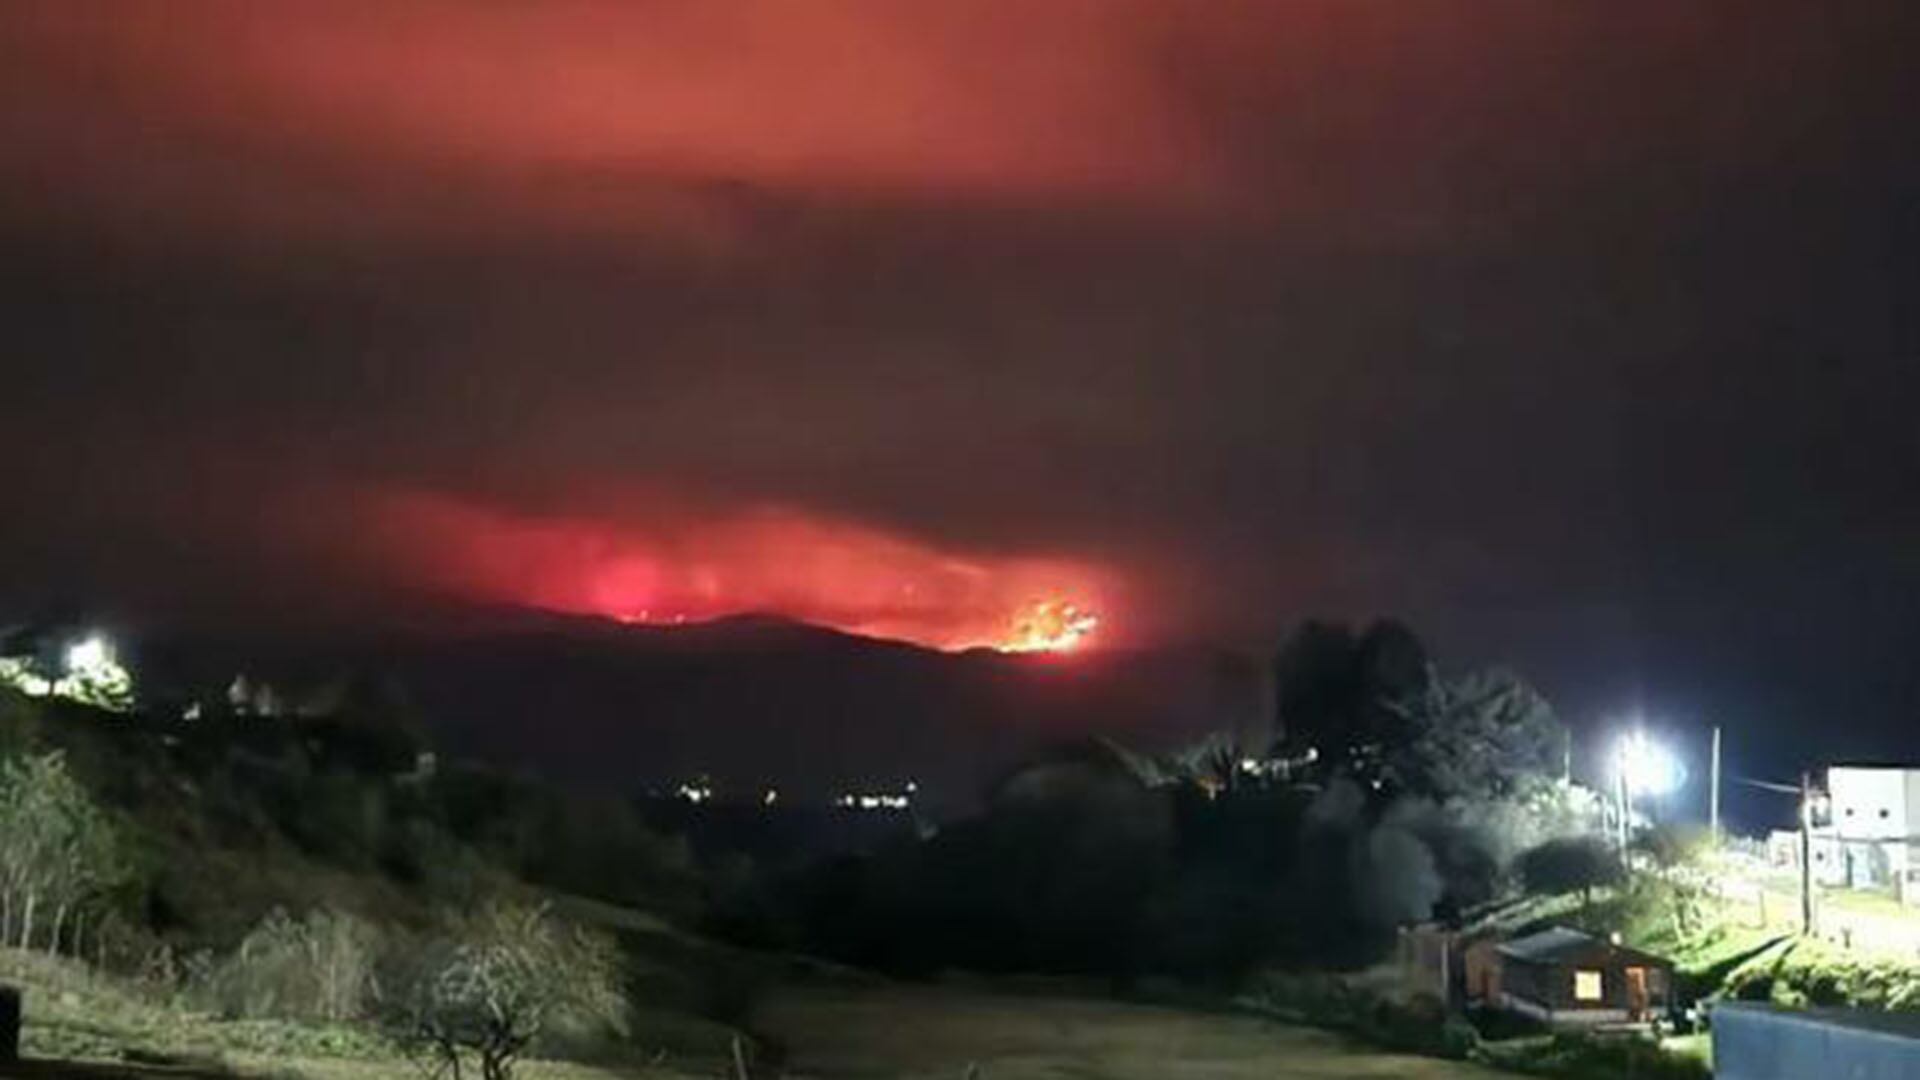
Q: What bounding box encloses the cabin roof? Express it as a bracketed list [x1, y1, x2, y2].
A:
[1495, 926, 1670, 968]
[1496, 926, 1593, 961]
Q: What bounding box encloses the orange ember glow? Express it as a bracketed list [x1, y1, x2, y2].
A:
[369, 492, 1111, 654]
[998, 600, 1100, 654]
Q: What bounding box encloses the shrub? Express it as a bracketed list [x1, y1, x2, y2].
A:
[1479, 1031, 1710, 1079]
[1516, 836, 1624, 904]
[1721, 940, 1920, 1013]
[1243, 974, 1478, 1060]
[198, 907, 382, 1023]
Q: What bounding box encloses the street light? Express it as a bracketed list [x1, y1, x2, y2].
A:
[1613, 729, 1684, 854]
[1616, 730, 1683, 798]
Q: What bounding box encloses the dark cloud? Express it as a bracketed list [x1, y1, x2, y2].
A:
[2, 3, 1917, 750]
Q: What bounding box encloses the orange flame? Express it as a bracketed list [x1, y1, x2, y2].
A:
[365, 491, 1114, 653]
[997, 600, 1099, 654]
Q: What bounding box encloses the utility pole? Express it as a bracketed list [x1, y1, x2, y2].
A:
[1617, 765, 1632, 856]
[1710, 725, 1723, 849]
[1799, 770, 1815, 937]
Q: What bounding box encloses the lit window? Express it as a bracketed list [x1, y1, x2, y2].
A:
[1574, 970, 1604, 1002]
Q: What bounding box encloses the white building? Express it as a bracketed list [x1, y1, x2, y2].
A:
[1812, 765, 1920, 902]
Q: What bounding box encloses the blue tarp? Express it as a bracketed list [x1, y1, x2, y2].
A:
[1715, 1002, 1920, 1079]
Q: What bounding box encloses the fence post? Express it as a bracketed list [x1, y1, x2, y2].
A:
[1, 982, 21, 1064]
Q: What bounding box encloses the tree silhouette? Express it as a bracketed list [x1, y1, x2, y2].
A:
[1275, 620, 1561, 803]
[1517, 836, 1624, 905]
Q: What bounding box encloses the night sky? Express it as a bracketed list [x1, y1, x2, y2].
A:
[3, 4, 1917, 778]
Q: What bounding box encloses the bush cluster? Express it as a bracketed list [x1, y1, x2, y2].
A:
[1479, 1031, 1710, 1080]
[194, 907, 383, 1023]
[144, 900, 626, 1080]
[1724, 939, 1920, 1010]
[1244, 972, 1479, 1060]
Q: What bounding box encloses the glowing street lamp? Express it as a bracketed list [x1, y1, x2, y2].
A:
[1616, 730, 1683, 798]
[1613, 729, 1684, 853]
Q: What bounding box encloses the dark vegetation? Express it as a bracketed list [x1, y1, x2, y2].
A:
[1248, 972, 1482, 1060]
[0, 675, 724, 1077]
[0, 615, 1740, 1079]
[1722, 937, 1920, 1010]
[1516, 837, 1626, 908]
[136, 613, 1236, 811]
[1475, 1032, 1711, 1079]
[1, 675, 706, 936]
[723, 620, 1596, 984]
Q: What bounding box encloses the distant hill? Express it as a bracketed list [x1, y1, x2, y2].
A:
[135, 610, 1270, 810]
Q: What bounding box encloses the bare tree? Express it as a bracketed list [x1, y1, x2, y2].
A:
[387, 901, 625, 1080]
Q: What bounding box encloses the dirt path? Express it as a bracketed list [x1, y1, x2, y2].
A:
[1, 1062, 231, 1079]
[755, 984, 1505, 1080]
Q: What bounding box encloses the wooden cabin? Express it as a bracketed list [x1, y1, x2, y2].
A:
[1463, 926, 1673, 1026]
[1398, 923, 1467, 1005]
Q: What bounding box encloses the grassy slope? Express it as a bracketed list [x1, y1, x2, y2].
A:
[3, 945, 710, 1080]
[1, 690, 750, 1077]
[1469, 883, 1787, 986]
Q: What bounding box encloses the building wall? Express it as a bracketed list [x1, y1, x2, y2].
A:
[1497, 955, 1671, 1022]
[1905, 774, 1920, 898]
[1500, 959, 1564, 1010]
[1769, 829, 1802, 870]
[1398, 927, 1459, 1003]
[1498, 993, 1627, 1026]
[1463, 941, 1503, 1004]
[1824, 767, 1920, 890]
[1809, 829, 1847, 886]
[1907, 772, 1920, 834]
[1829, 767, 1915, 841]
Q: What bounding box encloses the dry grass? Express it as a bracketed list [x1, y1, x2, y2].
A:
[2, 945, 712, 1080]
[754, 984, 1508, 1080]
[228, 1055, 688, 1080]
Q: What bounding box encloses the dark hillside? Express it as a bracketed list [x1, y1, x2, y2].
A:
[136, 612, 1267, 809]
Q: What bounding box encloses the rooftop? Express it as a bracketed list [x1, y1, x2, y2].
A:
[1496, 926, 1671, 967]
[1496, 927, 1596, 962]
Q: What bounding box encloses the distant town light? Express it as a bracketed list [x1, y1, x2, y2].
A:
[836, 785, 913, 812]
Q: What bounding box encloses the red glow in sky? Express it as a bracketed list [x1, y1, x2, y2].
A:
[374, 493, 1114, 653]
[4, 0, 1250, 248]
